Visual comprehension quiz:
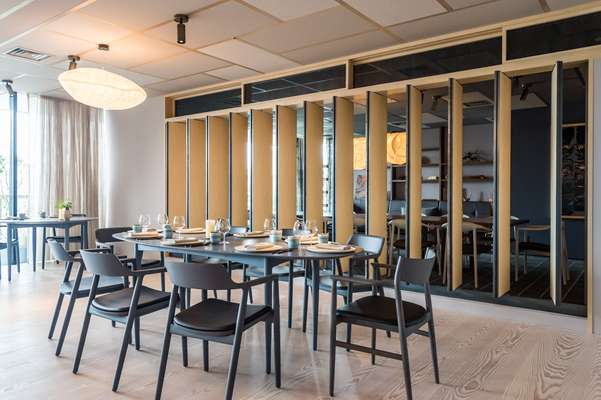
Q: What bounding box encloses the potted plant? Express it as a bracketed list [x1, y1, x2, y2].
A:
[57, 200, 73, 221]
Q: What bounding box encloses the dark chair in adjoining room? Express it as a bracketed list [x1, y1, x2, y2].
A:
[0, 225, 20, 281]
[302, 233, 384, 350]
[72, 250, 170, 392]
[244, 227, 305, 328]
[328, 254, 439, 400]
[42, 213, 86, 270]
[95, 226, 166, 291]
[155, 261, 281, 400]
[46, 239, 125, 356]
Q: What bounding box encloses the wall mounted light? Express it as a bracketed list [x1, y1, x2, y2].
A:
[174, 14, 189, 44]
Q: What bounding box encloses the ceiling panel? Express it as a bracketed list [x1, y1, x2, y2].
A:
[44, 11, 131, 44]
[389, 0, 541, 41]
[283, 30, 398, 64]
[446, 0, 494, 9]
[12, 75, 61, 93]
[83, 34, 186, 69]
[0, 29, 95, 58]
[0, 68, 20, 81]
[200, 39, 298, 72]
[546, 0, 593, 10]
[131, 51, 230, 79]
[342, 0, 446, 26]
[52, 58, 163, 85]
[0, 55, 61, 78]
[205, 65, 259, 80]
[147, 72, 223, 93]
[79, 0, 220, 31]
[241, 5, 377, 53]
[0, 0, 29, 15]
[145, 1, 277, 49]
[242, 0, 338, 21]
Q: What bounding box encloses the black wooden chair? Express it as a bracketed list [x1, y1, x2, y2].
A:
[73, 250, 170, 392]
[95, 226, 166, 291]
[42, 213, 86, 270]
[46, 239, 125, 356]
[155, 261, 281, 400]
[328, 254, 440, 400]
[244, 228, 304, 328]
[302, 234, 385, 345]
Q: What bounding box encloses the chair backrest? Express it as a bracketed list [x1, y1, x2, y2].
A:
[165, 261, 237, 290]
[281, 228, 294, 236]
[229, 226, 247, 234]
[394, 256, 435, 286]
[347, 233, 384, 256]
[95, 226, 130, 244]
[47, 239, 73, 262]
[80, 250, 129, 277]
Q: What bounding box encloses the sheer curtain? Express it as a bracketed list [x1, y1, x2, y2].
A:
[29, 95, 103, 242]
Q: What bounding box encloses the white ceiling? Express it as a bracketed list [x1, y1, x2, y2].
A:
[0, 0, 593, 101]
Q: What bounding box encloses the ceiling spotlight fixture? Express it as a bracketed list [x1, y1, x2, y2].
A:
[174, 14, 189, 44]
[519, 83, 531, 101]
[431, 95, 441, 111]
[59, 54, 146, 110]
[2, 79, 15, 96]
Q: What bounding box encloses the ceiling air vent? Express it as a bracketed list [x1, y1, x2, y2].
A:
[5, 47, 50, 62]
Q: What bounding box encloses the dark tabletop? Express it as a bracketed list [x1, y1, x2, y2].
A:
[0, 216, 97, 225]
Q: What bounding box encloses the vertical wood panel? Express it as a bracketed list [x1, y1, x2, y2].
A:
[167, 121, 187, 222]
[494, 71, 512, 297]
[229, 112, 248, 227]
[449, 79, 464, 290]
[251, 109, 273, 230]
[367, 92, 388, 262]
[334, 97, 354, 243]
[550, 62, 564, 305]
[277, 105, 297, 229]
[304, 101, 323, 231]
[189, 119, 206, 227]
[586, 59, 593, 331]
[207, 116, 229, 220]
[407, 86, 422, 258]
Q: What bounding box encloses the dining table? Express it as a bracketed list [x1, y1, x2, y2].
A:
[0, 216, 97, 278]
[115, 232, 375, 351]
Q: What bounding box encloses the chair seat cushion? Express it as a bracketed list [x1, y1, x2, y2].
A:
[46, 236, 83, 242]
[246, 264, 304, 279]
[337, 295, 427, 327]
[174, 298, 270, 332]
[60, 276, 124, 296]
[92, 286, 170, 313]
[518, 242, 550, 253]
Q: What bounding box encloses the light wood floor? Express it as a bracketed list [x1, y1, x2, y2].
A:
[0, 262, 599, 400]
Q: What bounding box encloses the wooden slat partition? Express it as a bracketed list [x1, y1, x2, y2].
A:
[250, 109, 273, 230]
[304, 101, 323, 231]
[406, 86, 422, 258]
[206, 116, 229, 220]
[550, 61, 564, 305]
[367, 92, 388, 262]
[494, 71, 512, 297]
[189, 119, 206, 227]
[333, 96, 354, 243]
[448, 79, 464, 289]
[167, 121, 187, 222]
[276, 105, 297, 229]
[229, 112, 248, 227]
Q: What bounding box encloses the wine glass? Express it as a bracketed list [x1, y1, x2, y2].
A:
[138, 214, 151, 231]
[157, 213, 168, 227]
[293, 220, 305, 236]
[307, 220, 319, 235]
[173, 216, 185, 232]
[219, 218, 231, 243]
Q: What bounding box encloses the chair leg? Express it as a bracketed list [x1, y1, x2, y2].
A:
[273, 318, 281, 388]
[400, 334, 413, 400]
[112, 313, 136, 392]
[48, 293, 64, 339]
[155, 329, 172, 400]
[265, 321, 272, 374]
[329, 306, 337, 396]
[371, 328, 377, 365]
[428, 318, 440, 384]
[15, 243, 20, 273]
[72, 310, 93, 374]
[302, 276, 309, 333]
[202, 340, 209, 372]
[181, 336, 188, 367]
[55, 294, 78, 356]
[134, 317, 141, 351]
[160, 272, 166, 292]
[42, 228, 46, 270]
[288, 262, 294, 329]
[225, 327, 244, 400]
[311, 261, 319, 351]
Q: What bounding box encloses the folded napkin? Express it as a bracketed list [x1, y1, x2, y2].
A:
[129, 231, 160, 237]
[315, 243, 352, 251]
[236, 230, 265, 237]
[162, 237, 200, 245]
[176, 227, 205, 234]
[244, 242, 272, 251]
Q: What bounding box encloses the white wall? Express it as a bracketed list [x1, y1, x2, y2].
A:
[102, 96, 165, 227]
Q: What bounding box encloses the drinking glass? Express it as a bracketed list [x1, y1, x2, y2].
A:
[157, 213, 168, 226]
[173, 216, 185, 231]
[138, 214, 151, 231]
[263, 218, 272, 232]
[293, 220, 305, 236]
[307, 220, 319, 235]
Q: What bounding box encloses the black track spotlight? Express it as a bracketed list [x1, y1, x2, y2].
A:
[67, 55, 80, 70]
[519, 83, 531, 101]
[174, 14, 189, 44]
[2, 79, 15, 96]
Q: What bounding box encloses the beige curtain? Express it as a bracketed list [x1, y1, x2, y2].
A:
[29, 95, 103, 243]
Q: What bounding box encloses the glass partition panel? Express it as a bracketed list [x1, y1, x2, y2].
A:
[323, 102, 334, 235]
[352, 100, 367, 234]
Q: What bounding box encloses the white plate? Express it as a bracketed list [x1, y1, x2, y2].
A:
[161, 239, 207, 246]
[305, 245, 356, 254]
[234, 244, 284, 253]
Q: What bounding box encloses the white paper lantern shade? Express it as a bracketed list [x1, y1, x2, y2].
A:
[58, 67, 146, 110]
